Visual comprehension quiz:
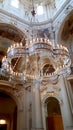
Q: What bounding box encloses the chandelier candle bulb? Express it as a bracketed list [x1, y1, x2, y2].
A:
[44, 38, 46, 43]
[57, 44, 59, 48]
[20, 42, 22, 47]
[41, 38, 42, 42]
[13, 44, 15, 47]
[37, 38, 39, 42]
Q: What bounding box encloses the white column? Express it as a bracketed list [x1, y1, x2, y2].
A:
[17, 88, 27, 130]
[59, 76, 73, 130]
[31, 80, 43, 130]
[17, 109, 24, 130]
[22, 89, 27, 130]
[26, 89, 31, 130]
[42, 103, 47, 130]
[31, 84, 36, 130]
[64, 79, 73, 114]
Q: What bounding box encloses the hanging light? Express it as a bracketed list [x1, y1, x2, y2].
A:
[1, 1, 71, 83]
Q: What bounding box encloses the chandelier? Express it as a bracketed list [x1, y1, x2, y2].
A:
[1, 37, 71, 83]
[1, 4, 71, 83]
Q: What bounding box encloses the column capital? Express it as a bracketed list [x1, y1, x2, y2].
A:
[32, 79, 41, 84]
[32, 79, 41, 89]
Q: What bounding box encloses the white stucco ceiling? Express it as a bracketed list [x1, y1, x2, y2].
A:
[0, 0, 66, 22]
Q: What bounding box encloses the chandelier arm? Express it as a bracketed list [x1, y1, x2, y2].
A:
[20, 35, 26, 44]
[12, 57, 20, 71]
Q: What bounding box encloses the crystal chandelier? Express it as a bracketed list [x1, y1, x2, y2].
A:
[1, 3, 71, 83]
[1, 37, 71, 82]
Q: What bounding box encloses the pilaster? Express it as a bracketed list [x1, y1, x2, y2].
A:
[31, 80, 43, 130]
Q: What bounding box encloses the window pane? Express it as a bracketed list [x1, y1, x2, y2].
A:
[11, 0, 19, 8]
[37, 6, 43, 15]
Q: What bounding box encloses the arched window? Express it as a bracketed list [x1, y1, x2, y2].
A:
[43, 64, 55, 75]
[11, 0, 19, 8]
[37, 5, 43, 15]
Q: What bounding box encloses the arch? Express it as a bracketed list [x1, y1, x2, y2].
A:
[0, 81, 23, 111]
[42, 94, 63, 130]
[45, 97, 61, 115]
[0, 23, 27, 43]
[43, 64, 55, 75]
[0, 80, 25, 130]
[0, 23, 27, 62]
[0, 88, 17, 130]
[42, 93, 62, 105]
[40, 57, 55, 76]
[57, 10, 73, 44]
[42, 96, 64, 130]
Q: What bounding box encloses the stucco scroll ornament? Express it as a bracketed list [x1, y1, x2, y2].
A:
[8, 82, 25, 98]
[47, 86, 61, 96]
[40, 80, 49, 90]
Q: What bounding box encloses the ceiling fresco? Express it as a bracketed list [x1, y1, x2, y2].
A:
[37, 29, 51, 39]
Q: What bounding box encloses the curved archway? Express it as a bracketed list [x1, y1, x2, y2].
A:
[0, 23, 26, 43]
[0, 90, 17, 130]
[43, 64, 55, 75]
[57, 10, 73, 68]
[57, 10, 73, 44]
[0, 81, 23, 110]
[44, 97, 64, 130]
[0, 81, 24, 130]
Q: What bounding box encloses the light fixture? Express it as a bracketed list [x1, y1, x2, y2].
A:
[1, 1, 71, 83]
[1, 36, 71, 83]
[0, 119, 6, 124]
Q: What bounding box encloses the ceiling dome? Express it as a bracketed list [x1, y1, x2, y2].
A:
[0, 0, 66, 23]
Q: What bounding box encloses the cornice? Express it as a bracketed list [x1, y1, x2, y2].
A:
[0, 80, 12, 87]
[0, 9, 57, 32]
[66, 74, 73, 81]
[0, 9, 30, 32]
